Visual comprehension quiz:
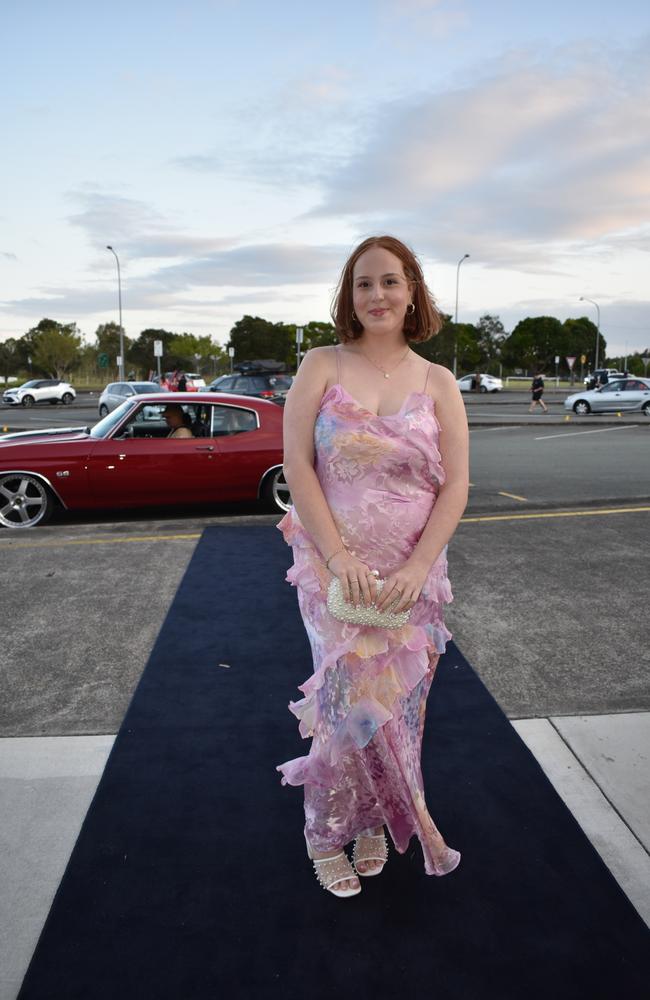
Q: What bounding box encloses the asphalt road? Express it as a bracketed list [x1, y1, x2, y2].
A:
[1, 400, 648, 739]
[1, 501, 647, 738]
[3, 423, 646, 527]
[3, 387, 646, 433]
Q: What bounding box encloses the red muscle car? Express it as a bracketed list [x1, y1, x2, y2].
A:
[0, 392, 290, 528]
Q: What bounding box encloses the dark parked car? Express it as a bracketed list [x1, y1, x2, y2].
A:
[208, 373, 293, 403]
[0, 392, 290, 528]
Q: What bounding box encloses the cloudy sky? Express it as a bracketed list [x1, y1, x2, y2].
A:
[2, 0, 649, 356]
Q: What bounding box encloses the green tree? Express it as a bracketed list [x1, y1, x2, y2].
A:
[0, 338, 20, 383]
[302, 321, 338, 350]
[476, 314, 506, 371]
[128, 328, 175, 374]
[562, 317, 605, 374]
[412, 314, 480, 373]
[25, 318, 83, 378]
[166, 333, 223, 372]
[501, 316, 565, 373]
[94, 322, 132, 362]
[228, 315, 293, 367]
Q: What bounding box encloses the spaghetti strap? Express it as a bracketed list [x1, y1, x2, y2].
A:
[423, 362, 432, 394]
[335, 344, 342, 386]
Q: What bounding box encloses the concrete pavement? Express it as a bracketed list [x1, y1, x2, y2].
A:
[1, 502, 649, 995]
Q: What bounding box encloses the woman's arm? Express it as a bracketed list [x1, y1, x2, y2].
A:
[375, 364, 469, 612]
[282, 347, 377, 607]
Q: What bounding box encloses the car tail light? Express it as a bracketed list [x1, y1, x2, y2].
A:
[260, 390, 275, 397]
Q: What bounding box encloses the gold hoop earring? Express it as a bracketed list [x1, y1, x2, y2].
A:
[406, 303, 415, 315]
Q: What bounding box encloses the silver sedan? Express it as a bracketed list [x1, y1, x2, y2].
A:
[564, 378, 650, 415]
[98, 381, 160, 416]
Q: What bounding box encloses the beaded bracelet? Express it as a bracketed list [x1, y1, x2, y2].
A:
[325, 546, 345, 570]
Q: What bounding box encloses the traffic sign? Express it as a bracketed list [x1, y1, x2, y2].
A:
[580, 354, 587, 364]
[98, 353, 109, 368]
[154, 340, 163, 358]
[566, 356, 576, 369]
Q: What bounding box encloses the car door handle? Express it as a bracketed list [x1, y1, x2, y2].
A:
[195, 444, 214, 451]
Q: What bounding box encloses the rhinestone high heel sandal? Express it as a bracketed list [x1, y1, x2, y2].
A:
[304, 829, 361, 898]
[352, 827, 389, 876]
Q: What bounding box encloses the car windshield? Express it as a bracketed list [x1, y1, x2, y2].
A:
[267, 376, 292, 389]
[90, 399, 134, 438]
[19, 380, 40, 388]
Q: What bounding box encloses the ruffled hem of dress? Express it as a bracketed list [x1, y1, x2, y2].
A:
[276, 611, 451, 789]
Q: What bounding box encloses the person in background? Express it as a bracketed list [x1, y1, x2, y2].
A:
[529, 371, 548, 413]
[177, 372, 187, 392]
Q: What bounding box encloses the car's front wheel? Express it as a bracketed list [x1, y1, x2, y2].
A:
[21, 395, 35, 408]
[573, 400, 591, 414]
[99, 404, 109, 417]
[261, 468, 292, 513]
[61, 393, 74, 405]
[0, 473, 54, 528]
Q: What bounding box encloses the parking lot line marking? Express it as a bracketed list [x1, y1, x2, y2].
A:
[0, 532, 202, 551]
[469, 425, 523, 433]
[461, 505, 650, 524]
[535, 426, 639, 441]
[497, 491, 529, 502]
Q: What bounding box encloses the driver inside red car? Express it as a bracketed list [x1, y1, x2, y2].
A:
[163, 404, 194, 439]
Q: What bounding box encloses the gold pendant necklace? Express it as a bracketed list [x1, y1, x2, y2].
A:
[358, 344, 411, 379]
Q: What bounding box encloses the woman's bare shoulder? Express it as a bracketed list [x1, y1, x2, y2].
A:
[292, 345, 338, 386]
[423, 361, 459, 396]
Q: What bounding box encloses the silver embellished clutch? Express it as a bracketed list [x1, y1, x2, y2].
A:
[326, 576, 411, 629]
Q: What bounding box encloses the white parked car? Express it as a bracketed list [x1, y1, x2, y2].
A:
[2, 379, 76, 407]
[184, 372, 206, 389]
[457, 373, 503, 393]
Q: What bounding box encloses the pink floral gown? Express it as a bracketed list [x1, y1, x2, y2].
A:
[276, 347, 461, 876]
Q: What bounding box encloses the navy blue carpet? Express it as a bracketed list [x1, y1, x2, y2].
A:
[18, 524, 649, 999]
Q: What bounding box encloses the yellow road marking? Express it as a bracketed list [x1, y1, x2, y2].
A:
[1, 504, 648, 550]
[497, 491, 529, 502]
[0, 532, 202, 551]
[461, 506, 650, 524]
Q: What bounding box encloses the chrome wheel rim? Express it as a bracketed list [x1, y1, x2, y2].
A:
[271, 471, 291, 512]
[574, 402, 589, 414]
[0, 475, 48, 528]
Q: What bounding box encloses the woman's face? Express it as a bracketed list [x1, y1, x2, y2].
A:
[351, 246, 413, 338]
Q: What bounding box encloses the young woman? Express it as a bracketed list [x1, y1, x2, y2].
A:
[276, 235, 469, 897]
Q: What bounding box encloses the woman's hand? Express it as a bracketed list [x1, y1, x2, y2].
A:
[374, 558, 429, 614]
[327, 550, 381, 608]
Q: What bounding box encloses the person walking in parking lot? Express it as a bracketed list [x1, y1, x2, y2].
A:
[529, 371, 548, 412]
[276, 235, 468, 898]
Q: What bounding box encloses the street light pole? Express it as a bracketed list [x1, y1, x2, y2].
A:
[453, 253, 470, 377]
[106, 245, 124, 380]
[579, 296, 601, 373]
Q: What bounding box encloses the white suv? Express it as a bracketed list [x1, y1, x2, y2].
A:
[2, 379, 76, 407]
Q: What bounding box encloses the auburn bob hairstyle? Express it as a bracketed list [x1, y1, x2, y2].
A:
[330, 235, 443, 344]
